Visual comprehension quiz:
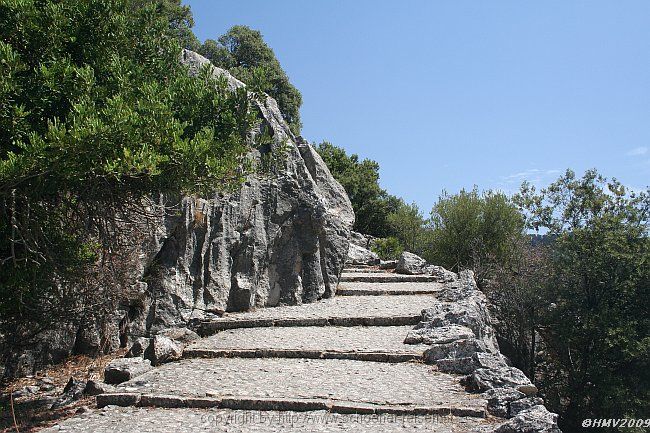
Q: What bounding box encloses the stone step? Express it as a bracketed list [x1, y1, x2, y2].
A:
[184, 326, 427, 363]
[342, 267, 384, 273]
[337, 282, 443, 296]
[96, 393, 485, 418]
[43, 406, 504, 432]
[110, 358, 487, 417]
[196, 295, 435, 335]
[340, 273, 439, 283]
[183, 348, 421, 363]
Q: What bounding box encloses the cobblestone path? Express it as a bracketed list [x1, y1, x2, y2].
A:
[43, 266, 504, 432]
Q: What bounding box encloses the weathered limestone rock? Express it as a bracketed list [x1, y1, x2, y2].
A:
[396, 251, 428, 274]
[422, 337, 487, 361]
[346, 243, 380, 266]
[50, 377, 86, 409]
[464, 367, 538, 396]
[394, 252, 456, 282]
[379, 260, 398, 269]
[144, 335, 183, 365]
[482, 387, 526, 418]
[426, 265, 457, 282]
[136, 50, 354, 332]
[436, 352, 506, 375]
[157, 327, 200, 343]
[405, 324, 475, 345]
[348, 231, 376, 250]
[125, 337, 151, 358]
[494, 405, 561, 433]
[104, 358, 153, 385]
[509, 397, 545, 417]
[84, 380, 117, 396]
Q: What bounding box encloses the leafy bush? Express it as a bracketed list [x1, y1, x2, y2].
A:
[372, 237, 404, 260]
[426, 188, 524, 283]
[0, 0, 255, 348]
[387, 201, 427, 254]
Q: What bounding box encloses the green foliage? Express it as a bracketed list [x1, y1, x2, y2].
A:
[387, 201, 427, 253]
[199, 26, 303, 135]
[514, 170, 650, 432]
[0, 0, 255, 343]
[136, 0, 200, 51]
[426, 188, 524, 282]
[372, 237, 403, 260]
[316, 141, 400, 237]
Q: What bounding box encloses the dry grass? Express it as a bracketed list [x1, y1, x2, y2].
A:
[0, 349, 126, 432]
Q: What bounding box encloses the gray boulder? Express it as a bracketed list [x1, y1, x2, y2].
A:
[84, 380, 117, 396]
[509, 397, 545, 417]
[50, 377, 86, 409]
[379, 260, 398, 269]
[349, 231, 376, 249]
[411, 299, 500, 353]
[144, 335, 183, 365]
[346, 243, 380, 266]
[125, 337, 151, 358]
[104, 358, 152, 385]
[405, 324, 475, 345]
[396, 251, 428, 274]
[494, 405, 561, 433]
[465, 367, 538, 396]
[482, 387, 526, 418]
[158, 327, 200, 343]
[423, 338, 488, 362]
[436, 352, 507, 375]
[425, 265, 457, 282]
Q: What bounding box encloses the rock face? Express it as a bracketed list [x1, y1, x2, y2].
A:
[404, 270, 561, 432]
[346, 243, 380, 266]
[2, 50, 354, 378]
[348, 231, 376, 250]
[135, 50, 354, 332]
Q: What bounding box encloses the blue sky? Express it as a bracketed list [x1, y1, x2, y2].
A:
[185, 0, 650, 213]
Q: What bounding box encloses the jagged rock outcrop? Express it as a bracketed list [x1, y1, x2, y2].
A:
[132, 51, 354, 330]
[404, 268, 561, 432]
[2, 50, 354, 378]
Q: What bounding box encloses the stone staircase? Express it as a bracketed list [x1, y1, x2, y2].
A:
[43, 265, 505, 432]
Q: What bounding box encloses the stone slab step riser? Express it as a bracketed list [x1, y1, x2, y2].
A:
[340, 275, 439, 283]
[183, 348, 422, 363]
[342, 268, 386, 273]
[96, 393, 485, 418]
[197, 315, 421, 336]
[336, 288, 440, 296]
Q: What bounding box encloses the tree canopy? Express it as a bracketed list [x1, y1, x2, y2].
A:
[199, 26, 303, 135]
[514, 170, 650, 431]
[426, 188, 525, 281]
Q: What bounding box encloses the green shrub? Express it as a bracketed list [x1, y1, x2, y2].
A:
[372, 237, 404, 260]
[426, 188, 524, 283]
[0, 0, 255, 346]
